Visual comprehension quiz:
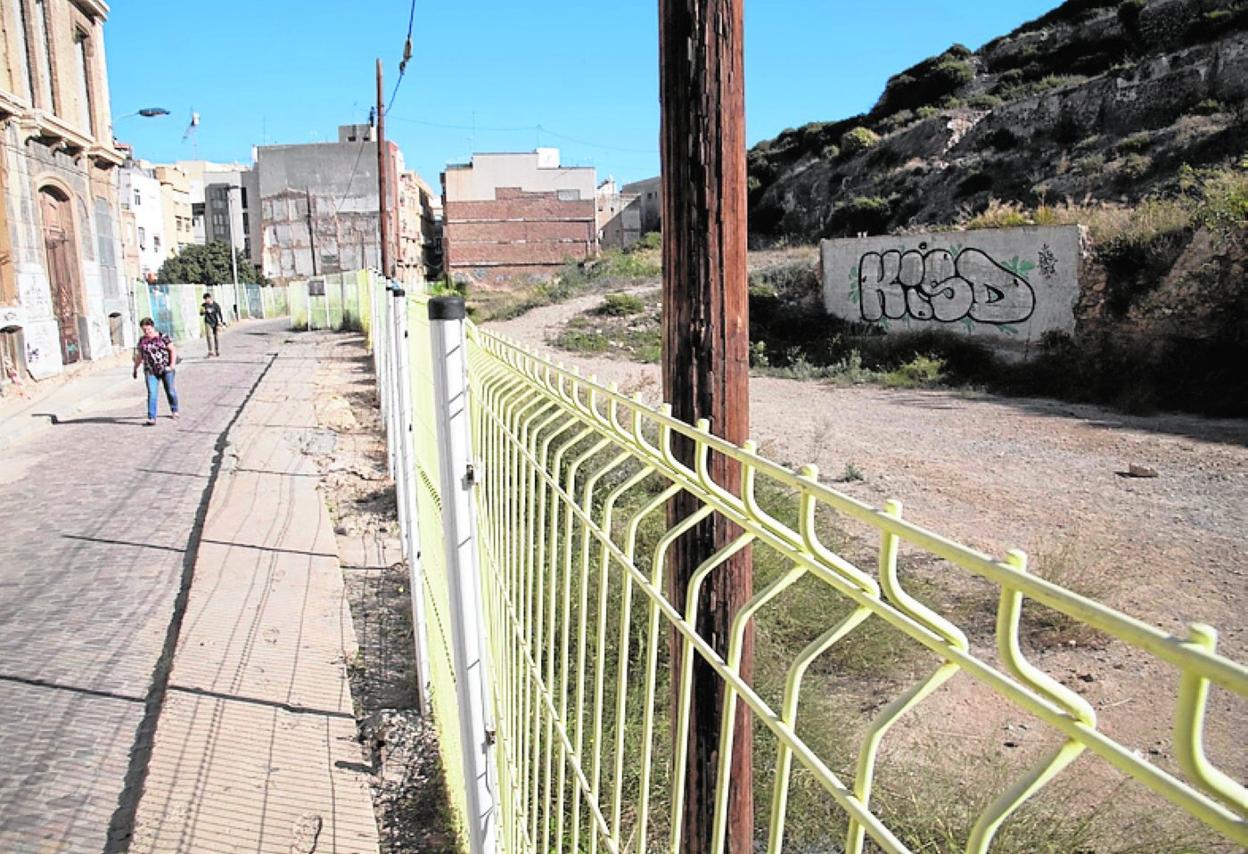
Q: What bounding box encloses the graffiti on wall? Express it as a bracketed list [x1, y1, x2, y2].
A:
[853, 242, 1038, 331]
[823, 226, 1080, 341]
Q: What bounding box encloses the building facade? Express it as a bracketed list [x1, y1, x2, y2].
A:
[254, 123, 403, 285]
[622, 176, 661, 235]
[441, 148, 597, 284]
[118, 155, 167, 280]
[398, 169, 441, 284]
[153, 164, 193, 256]
[595, 177, 642, 250]
[1, 0, 128, 387]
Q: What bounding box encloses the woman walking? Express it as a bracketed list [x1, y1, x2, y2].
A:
[133, 317, 179, 425]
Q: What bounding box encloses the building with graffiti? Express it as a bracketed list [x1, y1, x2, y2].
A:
[0, 0, 128, 389]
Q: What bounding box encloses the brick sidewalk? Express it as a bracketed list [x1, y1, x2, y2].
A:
[0, 323, 378, 853]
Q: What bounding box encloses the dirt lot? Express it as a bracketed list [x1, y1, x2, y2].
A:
[487, 289, 1248, 849]
[308, 332, 456, 854]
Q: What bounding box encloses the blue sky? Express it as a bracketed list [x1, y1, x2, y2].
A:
[105, 1, 1060, 187]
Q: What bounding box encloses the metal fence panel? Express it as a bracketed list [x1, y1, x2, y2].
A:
[365, 292, 1247, 854]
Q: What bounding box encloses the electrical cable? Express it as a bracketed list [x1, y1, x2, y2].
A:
[385, 0, 418, 115]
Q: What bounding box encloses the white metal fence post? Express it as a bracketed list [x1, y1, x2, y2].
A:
[428, 295, 498, 854]
[391, 287, 432, 713]
[382, 283, 397, 480]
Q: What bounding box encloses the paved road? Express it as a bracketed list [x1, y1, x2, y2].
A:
[0, 321, 289, 853]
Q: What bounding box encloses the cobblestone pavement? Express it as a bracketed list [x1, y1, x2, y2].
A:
[0, 321, 288, 853]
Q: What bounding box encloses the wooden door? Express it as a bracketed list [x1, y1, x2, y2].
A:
[40, 188, 83, 364]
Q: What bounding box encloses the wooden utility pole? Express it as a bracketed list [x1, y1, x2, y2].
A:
[376, 58, 392, 279]
[659, 0, 752, 852]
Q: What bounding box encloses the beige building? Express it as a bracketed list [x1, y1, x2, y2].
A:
[154, 164, 193, 255]
[441, 148, 598, 284]
[1, 0, 128, 385]
[595, 177, 642, 250]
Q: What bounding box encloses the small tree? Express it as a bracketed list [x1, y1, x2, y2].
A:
[156, 241, 268, 285]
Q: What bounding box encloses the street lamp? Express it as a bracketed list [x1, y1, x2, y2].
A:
[223, 185, 245, 319]
[114, 107, 171, 121]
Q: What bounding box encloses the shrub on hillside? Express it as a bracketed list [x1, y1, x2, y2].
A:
[825, 196, 892, 236]
[840, 126, 881, 156]
[876, 48, 976, 115]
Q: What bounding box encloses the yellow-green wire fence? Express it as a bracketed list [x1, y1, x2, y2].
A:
[366, 280, 1247, 854]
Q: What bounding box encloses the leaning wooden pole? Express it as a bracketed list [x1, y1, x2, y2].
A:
[659, 0, 752, 851]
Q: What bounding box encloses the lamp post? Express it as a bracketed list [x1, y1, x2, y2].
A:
[224, 185, 243, 319]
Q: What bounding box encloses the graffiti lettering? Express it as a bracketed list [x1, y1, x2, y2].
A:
[858, 244, 1036, 326]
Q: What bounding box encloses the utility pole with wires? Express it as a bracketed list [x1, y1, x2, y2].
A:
[376, 58, 392, 280]
[659, 0, 752, 851]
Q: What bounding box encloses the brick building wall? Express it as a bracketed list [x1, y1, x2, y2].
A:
[443, 186, 596, 286]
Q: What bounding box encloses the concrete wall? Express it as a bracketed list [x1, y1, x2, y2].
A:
[821, 225, 1081, 345]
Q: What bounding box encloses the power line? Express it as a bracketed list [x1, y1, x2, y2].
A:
[332, 139, 369, 216]
[386, 116, 655, 155]
[385, 0, 418, 115]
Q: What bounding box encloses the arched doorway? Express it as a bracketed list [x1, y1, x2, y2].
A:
[39, 186, 84, 364]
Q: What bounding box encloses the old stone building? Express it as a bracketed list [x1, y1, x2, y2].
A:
[0, 0, 128, 386]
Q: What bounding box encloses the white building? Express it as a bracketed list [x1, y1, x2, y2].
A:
[119, 159, 168, 280]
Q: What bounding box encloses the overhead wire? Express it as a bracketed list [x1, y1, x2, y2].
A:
[386, 116, 654, 156]
[386, 0, 418, 114]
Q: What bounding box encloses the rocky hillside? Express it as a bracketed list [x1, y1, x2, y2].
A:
[749, 0, 1248, 240]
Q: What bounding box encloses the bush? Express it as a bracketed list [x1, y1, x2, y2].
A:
[916, 106, 941, 120]
[550, 327, 608, 354]
[634, 231, 662, 251]
[1075, 153, 1106, 174]
[1190, 98, 1227, 116]
[967, 94, 1004, 110]
[1119, 153, 1152, 181]
[879, 111, 915, 133]
[598, 292, 645, 316]
[877, 49, 976, 114]
[840, 126, 880, 156]
[820, 143, 841, 161]
[826, 195, 892, 236]
[1118, 131, 1151, 153]
[964, 198, 1031, 229]
[884, 355, 946, 388]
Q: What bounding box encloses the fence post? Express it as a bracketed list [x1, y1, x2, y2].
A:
[391, 287, 432, 713]
[428, 295, 498, 854]
[381, 283, 397, 479]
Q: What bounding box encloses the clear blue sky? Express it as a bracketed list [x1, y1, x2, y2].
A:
[105, 1, 1061, 187]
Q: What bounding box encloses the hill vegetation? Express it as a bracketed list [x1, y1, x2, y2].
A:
[748, 0, 1247, 240]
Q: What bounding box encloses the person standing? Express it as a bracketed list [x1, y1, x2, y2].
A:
[201, 292, 225, 357]
[133, 318, 179, 426]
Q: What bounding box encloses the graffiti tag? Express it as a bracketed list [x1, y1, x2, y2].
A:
[857, 244, 1036, 326]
